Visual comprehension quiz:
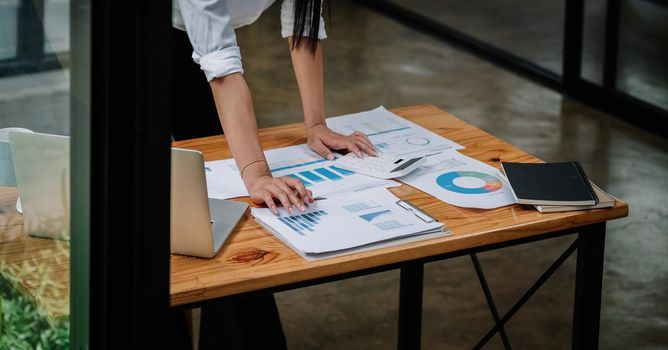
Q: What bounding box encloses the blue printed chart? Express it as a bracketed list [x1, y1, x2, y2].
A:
[398, 151, 517, 209]
[251, 187, 444, 256]
[271, 154, 398, 198]
[277, 210, 328, 235]
[284, 166, 354, 187]
[326, 106, 463, 158]
[357, 209, 412, 230]
[436, 171, 503, 194]
[204, 144, 397, 199]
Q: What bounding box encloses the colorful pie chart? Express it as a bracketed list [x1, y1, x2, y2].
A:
[436, 171, 503, 194]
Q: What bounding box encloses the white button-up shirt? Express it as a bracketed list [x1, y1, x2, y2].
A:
[173, 0, 327, 82]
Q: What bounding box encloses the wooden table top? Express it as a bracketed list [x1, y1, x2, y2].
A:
[0, 188, 69, 325]
[169, 104, 628, 307]
[0, 105, 629, 319]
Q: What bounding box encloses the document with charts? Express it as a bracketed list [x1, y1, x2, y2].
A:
[251, 187, 444, 256]
[326, 106, 464, 159]
[397, 151, 516, 209]
[205, 144, 398, 199]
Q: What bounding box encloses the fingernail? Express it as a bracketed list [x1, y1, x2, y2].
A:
[288, 206, 294, 214]
[327, 154, 334, 160]
[300, 204, 306, 211]
[272, 207, 278, 215]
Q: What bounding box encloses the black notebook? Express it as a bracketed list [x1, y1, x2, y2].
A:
[500, 161, 598, 206]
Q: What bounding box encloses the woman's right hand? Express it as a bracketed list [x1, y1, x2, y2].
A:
[246, 175, 314, 215]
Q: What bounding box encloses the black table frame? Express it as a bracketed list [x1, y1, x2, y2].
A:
[174, 222, 607, 350]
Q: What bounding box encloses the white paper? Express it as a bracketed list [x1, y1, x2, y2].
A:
[326, 106, 464, 159]
[398, 151, 517, 209]
[205, 144, 398, 199]
[252, 187, 444, 254]
[204, 159, 248, 199]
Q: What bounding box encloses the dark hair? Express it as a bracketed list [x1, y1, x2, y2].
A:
[291, 0, 324, 54]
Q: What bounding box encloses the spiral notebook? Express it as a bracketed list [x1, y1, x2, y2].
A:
[534, 181, 616, 213]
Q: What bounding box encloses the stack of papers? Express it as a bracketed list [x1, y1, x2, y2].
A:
[205, 144, 398, 199]
[251, 187, 446, 260]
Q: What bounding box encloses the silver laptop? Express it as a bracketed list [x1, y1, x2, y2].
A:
[171, 147, 247, 258]
[9, 132, 70, 240]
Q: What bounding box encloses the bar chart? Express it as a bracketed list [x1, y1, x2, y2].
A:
[284, 166, 354, 187]
[277, 210, 328, 235]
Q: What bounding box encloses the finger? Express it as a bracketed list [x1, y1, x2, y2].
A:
[284, 177, 309, 204]
[354, 133, 375, 152]
[352, 131, 369, 140]
[345, 141, 362, 157]
[309, 140, 334, 160]
[268, 184, 294, 214]
[306, 189, 314, 202]
[262, 192, 278, 215]
[354, 138, 377, 156]
[275, 179, 306, 211]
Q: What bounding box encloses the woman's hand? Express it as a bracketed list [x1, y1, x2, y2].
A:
[306, 124, 377, 160]
[246, 175, 314, 215]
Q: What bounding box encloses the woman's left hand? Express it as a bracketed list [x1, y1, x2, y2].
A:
[306, 124, 377, 160]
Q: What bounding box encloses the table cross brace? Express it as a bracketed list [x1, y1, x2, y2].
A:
[472, 239, 578, 349]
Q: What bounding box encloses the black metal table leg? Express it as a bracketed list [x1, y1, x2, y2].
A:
[398, 261, 424, 350]
[572, 222, 606, 350]
[471, 253, 512, 350]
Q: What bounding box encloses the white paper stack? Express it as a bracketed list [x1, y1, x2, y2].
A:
[251, 187, 447, 260]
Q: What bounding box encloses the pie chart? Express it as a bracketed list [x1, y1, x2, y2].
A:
[405, 136, 430, 145]
[436, 171, 503, 194]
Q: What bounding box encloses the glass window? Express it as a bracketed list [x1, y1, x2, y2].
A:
[617, 0, 668, 109]
[384, 0, 566, 74]
[0, 0, 86, 347]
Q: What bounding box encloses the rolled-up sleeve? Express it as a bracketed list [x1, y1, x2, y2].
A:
[177, 0, 243, 81]
[280, 0, 327, 40]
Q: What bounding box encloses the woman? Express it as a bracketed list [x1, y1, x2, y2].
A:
[173, 0, 376, 215]
[172, 1, 376, 348]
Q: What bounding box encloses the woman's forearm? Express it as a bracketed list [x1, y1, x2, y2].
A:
[209, 73, 269, 184]
[288, 37, 326, 130]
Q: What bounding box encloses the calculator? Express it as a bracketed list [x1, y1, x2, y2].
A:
[334, 153, 427, 179]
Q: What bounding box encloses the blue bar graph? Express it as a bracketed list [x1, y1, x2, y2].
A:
[314, 167, 342, 180]
[299, 170, 325, 183]
[278, 217, 303, 235]
[288, 173, 311, 186]
[375, 142, 390, 150]
[277, 210, 329, 235]
[375, 220, 410, 230]
[344, 202, 381, 212]
[331, 166, 354, 176]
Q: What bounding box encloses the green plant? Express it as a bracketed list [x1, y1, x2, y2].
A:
[0, 277, 69, 350]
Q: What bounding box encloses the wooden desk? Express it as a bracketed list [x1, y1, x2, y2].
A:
[0, 105, 628, 347]
[171, 104, 628, 349]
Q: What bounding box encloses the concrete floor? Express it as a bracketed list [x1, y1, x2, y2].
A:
[233, 1, 668, 349]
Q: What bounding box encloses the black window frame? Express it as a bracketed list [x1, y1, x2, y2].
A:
[71, 0, 173, 348]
